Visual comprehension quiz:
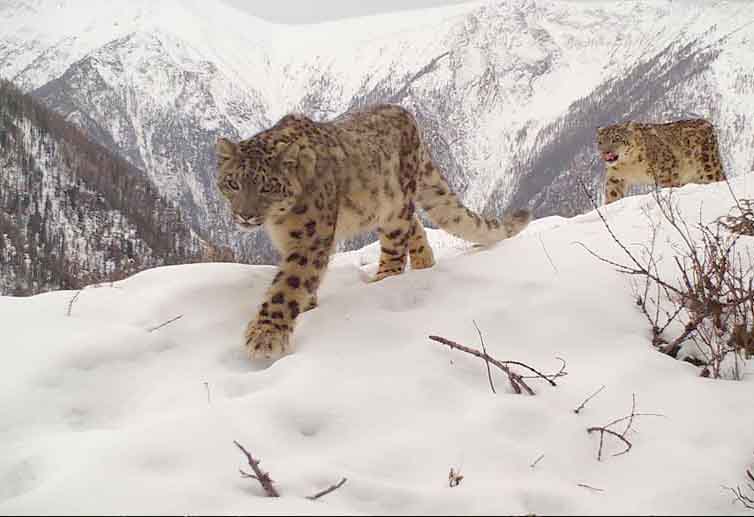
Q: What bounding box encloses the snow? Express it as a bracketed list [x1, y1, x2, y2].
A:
[2, 179, 754, 515]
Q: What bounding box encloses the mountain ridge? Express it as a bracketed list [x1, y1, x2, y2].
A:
[0, 78, 227, 295]
[1, 0, 753, 265]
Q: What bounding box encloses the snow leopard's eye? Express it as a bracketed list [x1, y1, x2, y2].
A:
[226, 179, 240, 191]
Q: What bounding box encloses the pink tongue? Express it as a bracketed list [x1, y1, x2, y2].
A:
[603, 151, 618, 162]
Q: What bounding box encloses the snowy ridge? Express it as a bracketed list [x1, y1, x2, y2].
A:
[1, 179, 753, 514]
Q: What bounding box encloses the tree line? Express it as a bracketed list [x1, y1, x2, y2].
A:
[0, 78, 233, 296]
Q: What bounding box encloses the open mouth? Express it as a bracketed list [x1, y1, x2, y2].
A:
[602, 151, 619, 163]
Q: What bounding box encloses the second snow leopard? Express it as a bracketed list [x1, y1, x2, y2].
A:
[597, 119, 725, 204]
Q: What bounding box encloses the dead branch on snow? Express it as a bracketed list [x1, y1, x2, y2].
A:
[234, 440, 280, 497]
[429, 328, 566, 395]
[586, 393, 663, 461]
[448, 467, 464, 487]
[574, 385, 606, 414]
[307, 477, 348, 501]
[147, 314, 183, 332]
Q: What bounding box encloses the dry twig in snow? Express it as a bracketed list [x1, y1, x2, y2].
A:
[577, 483, 605, 492]
[429, 330, 566, 395]
[147, 314, 183, 332]
[574, 385, 607, 414]
[66, 290, 82, 316]
[448, 467, 464, 487]
[718, 198, 754, 236]
[725, 468, 754, 510]
[538, 233, 560, 275]
[586, 393, 663, 461]
[307, 477, 347, 501]
[472, 319, 496, 393]
[234, 440, 280, 497]
[577, 178, 753, 378]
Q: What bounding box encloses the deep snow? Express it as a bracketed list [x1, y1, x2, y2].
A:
[1, 178, 754, 515]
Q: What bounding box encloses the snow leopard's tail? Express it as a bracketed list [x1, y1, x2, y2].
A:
[416, 152, 531, 245]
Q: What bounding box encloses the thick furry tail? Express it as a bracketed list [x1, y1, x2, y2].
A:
[416, 157, 531, 245]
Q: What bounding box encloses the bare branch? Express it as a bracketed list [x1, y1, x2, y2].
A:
[500, 359, 564, 387]
[599, 412, 666, 430]
[147, 314, 183, 332]
[581, 174, 754, 378]
[718, 198, 754, 236]
[538, 233, 559, 275]
[429, 334, 564, 395]
[234, 441, 280, 497]
[577, 483, 605, 492]
[66, 290, 82, 316]
[307, 478, 347, 501]
[576, 178, 683, 297]
[586, 394, 662, 461]
[572, 241, 683, 297]
[519, 357, 568, 382]
[574, 385, 606, 414]
[621, 393, 637, 436]
[587, 426, 632, 460]
[724, 468, 754, 510]
[473, 320, 496, 394]
[429, 334, 534, 394]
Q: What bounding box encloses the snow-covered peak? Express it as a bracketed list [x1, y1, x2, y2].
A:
[3, 0, 749, 106]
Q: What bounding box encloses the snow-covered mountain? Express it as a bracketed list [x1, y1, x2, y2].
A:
[2, 178, 753, 514]
[0, 79, 218, 295]
[2, 0, 753, 262]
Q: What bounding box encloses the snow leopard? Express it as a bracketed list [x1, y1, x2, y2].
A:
[597, 119, 725, 204]
[216, 104, 531, 359]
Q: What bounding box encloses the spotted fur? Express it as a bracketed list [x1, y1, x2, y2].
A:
[217, 104, 531, 360]
[597, 119, 726, 204]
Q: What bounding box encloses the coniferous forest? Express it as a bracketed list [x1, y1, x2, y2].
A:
[0, 79, 232, 295]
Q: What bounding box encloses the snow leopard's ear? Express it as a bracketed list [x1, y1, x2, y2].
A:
[278, 142, 300, 171]
[296, 147, 317, 184]
[279, 142, 316, 182]
[216, 137, 238, 161]
[278, 143, 317, 197]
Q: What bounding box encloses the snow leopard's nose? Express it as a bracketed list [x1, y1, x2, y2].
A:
[235, 213, 261, 226]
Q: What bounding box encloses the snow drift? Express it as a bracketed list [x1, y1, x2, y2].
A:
[1, 178, 753, 515]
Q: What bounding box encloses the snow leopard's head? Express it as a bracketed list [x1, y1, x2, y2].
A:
[597, 122, 640, 168]
[216, 136, 307, 231]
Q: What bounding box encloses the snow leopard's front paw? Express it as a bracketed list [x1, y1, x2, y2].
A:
[244, 320, 291, 360]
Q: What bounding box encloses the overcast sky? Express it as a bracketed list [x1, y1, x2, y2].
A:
[225, 0, 752, 24]
[224, 0, 478, 24]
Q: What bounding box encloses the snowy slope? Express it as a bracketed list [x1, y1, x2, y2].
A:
[2, 179, 753, 515]
[2, 0, 754, 264]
